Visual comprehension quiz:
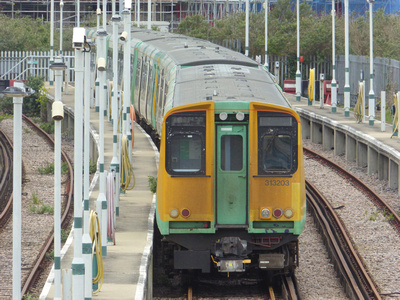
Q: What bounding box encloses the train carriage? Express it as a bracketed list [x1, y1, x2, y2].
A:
[89, 26, 306, 277]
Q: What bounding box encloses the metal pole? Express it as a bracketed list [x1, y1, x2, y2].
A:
[245, 0, 249, 57]
[51, 57, 67, 300]
[381, 91, 386, 132]
[72, 33, 85, 299]
[77, 0, 80, 27]
[111, 14, 121, 217]
[148, 0, 152, 29]
[331, 0, 337, 113]
[264, 0, 268, 69]
[368, 0, 375, 126]
[122, 8, 132, 162]
[50, 0, 54, 85]
[12, 94, 23, 300]
[96, 28, 108, 258]
[82, 46, 93, 299]
[103, 0, 107, 27]
[60, 2, 64, 56]
[295, 0, 301, 101]
[97, 0, 101, 30]
[344, 0, 350, 117]
[138, 0, 141, 26]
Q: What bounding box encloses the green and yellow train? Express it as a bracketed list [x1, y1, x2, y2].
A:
[89, 26, 306, 278]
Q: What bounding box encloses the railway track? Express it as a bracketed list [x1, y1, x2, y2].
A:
[0, 115, 74, 298]
[0, 129, 13, 229]
[304, 147, 382, 300]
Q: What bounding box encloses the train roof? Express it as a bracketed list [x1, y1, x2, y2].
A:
[174, 64, 289, 107]
[98, 26, 290, 109]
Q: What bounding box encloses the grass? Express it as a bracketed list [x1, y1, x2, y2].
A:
[38, 162, 69, 175]
[29, 191, 54, 214]
[0, 113, 13, 122]
[148, 176, 157, 193]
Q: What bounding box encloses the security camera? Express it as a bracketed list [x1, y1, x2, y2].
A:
[52, 101, 64, 121]
[98, 57, 106, 72]
[96, 8, 102, 15]
[120, 31, 128, 41]
[73, 27, 86, 49]
[275, 61, 280, 68]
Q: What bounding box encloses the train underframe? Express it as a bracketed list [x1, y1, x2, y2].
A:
[157, 229, 299, 281]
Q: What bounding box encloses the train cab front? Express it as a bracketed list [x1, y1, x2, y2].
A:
[155, 101, 306, 275]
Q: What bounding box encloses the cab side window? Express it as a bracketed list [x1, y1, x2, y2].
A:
[258, 113, 298, 175]
[165, 112, 206, 175]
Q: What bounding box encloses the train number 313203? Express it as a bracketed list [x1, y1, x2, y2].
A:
[264, 180, 290, 187]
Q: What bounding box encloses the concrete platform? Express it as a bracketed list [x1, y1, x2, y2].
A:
[286, 93, 400, 194]
[39, 83, 157, 300]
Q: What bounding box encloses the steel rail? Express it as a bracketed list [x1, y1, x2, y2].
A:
[304, 147, 400, 232]
[0, 130, 13, 229]
[20, 115, 74, 297]
[305, 147, 382, 300]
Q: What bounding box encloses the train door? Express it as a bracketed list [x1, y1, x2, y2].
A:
[216, 125, 248, 225]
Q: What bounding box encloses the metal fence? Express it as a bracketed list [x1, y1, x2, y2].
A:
[0, 51, 75, 82]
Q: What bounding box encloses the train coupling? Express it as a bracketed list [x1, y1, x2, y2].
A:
[218, 259, 251, 272]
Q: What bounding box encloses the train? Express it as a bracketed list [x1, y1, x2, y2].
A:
[88, 25, 306, 281]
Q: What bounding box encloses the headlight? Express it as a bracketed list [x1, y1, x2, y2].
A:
[260, 208, 271, 219]
[284, 209, 294, 218]
[170, 209, 179, 218]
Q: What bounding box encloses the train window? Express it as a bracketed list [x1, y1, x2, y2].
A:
[258, 113, 298, 175]
[166, 112, 206, 176]
[221, 135, 243, 171]
[260, 134, 292, 172]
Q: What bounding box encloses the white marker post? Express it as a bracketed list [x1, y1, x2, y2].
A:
[3, 86, 27, 300]
[50, 57, 67, 300]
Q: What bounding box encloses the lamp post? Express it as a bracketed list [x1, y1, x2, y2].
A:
[331, 0, 337, 113]
[344, 0, 350, 117]
[60, 1, 64, 56]
[49, 57, 67, 300]
[264, 0, 269, 70]
[50, 0, 54, 85]
[3, 86, 27, 300]
[96, 27, 109, 258]
[245, 0, 249, 56]
[122, 7, 132, 161]
[295, 0, 301, 102]
[111, 13, 121, 217]
[72, 27, 86, 299]
[82, 39, 93, 300]
[367, 0, 375, 126]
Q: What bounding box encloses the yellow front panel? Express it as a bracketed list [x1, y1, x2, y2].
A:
[248, 102, 304, 222]
[157, 102, 215, 222]
[160, 177, 214, 221]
